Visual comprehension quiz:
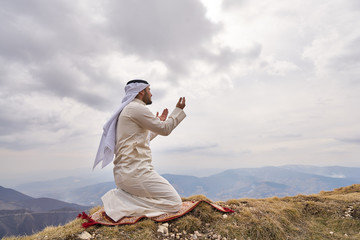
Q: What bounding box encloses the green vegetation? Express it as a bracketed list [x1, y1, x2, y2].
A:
[4, 184, 360, 240]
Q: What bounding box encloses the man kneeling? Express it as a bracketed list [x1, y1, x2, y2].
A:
[93, 79, 186, 221]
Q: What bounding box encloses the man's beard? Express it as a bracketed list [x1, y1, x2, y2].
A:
[144, 92, 152, 105]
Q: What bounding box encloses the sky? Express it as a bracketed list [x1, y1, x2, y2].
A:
[1, 0, 360, 181]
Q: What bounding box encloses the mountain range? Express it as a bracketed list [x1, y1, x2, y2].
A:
[12, 165, 360, 206]
[0, 186, 90, 238]
[166, 165, 359, 200]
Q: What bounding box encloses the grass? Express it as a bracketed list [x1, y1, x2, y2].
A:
[4, 184, 360, 240]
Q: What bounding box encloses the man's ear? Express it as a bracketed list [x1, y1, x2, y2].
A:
[136, 90, 145, 99]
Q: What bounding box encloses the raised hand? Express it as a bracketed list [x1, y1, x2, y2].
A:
[176, 97, 186, 109]
[156, 108, 169, 121]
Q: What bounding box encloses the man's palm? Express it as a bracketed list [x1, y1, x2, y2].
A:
[156, 109, 168, 121]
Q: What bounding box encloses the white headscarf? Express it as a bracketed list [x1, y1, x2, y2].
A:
[93, 82, 149, 169]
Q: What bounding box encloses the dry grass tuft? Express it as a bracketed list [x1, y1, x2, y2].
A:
[181, 194, 211, 202]
[89, 206, 102, 215]
[321, 184, 360, 195]
[173, 215, 202, 233]
[192, 201, 222, 223]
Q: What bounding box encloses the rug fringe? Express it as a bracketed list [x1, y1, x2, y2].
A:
[221, 206, 235, 213]
[206, 202, 235, 213]
[78, 212, 98, 228]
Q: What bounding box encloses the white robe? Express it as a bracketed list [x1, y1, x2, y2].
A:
[101, 98, 186, 222]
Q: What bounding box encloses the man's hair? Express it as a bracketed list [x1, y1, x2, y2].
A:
[126, 79, 149, 85]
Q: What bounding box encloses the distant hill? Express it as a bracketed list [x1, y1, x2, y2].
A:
[172, 165, 360, 200]
[4, 184, 360, 240]
[0, 186, 90, 238]
[66, 181, 116, 206]
[31, 165, 359, 205]
[0, 186, 33, 202]
[13, 175, 113, 199]
[279, 165, 360, 181]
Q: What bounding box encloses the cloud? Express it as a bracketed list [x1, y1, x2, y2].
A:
[103, 0, 260, 78]
[269, 134, 303, 140]
[105, 0, 220, 73]
[161, 143, 218, 153]
[201, 44, 262, 71]
[30, 58, 113, 110]
[0, 0, 121, 110]
[0, 0, 108, 63]
[222, 0, 248, 9]
[0, 94, 104, 151]
[327, 36, 360, 73]
[0, 93, 65, 136]
[336, 138, 360, 145]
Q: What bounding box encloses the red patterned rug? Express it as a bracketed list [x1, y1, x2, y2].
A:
[78, 200, 234, 228]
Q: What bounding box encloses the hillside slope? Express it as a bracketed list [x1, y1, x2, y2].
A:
[4, 184, 360, 240]
[0, 186, 90, 238]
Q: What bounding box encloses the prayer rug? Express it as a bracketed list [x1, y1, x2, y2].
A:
[78, 200, 234, 228]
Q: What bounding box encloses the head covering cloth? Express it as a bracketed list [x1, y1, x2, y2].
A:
[93, 80, 149, 169]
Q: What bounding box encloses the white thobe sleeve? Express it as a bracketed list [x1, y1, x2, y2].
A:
[131, 106, 186, 136]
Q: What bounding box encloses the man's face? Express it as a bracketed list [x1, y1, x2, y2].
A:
[143, 86, 152, 105]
